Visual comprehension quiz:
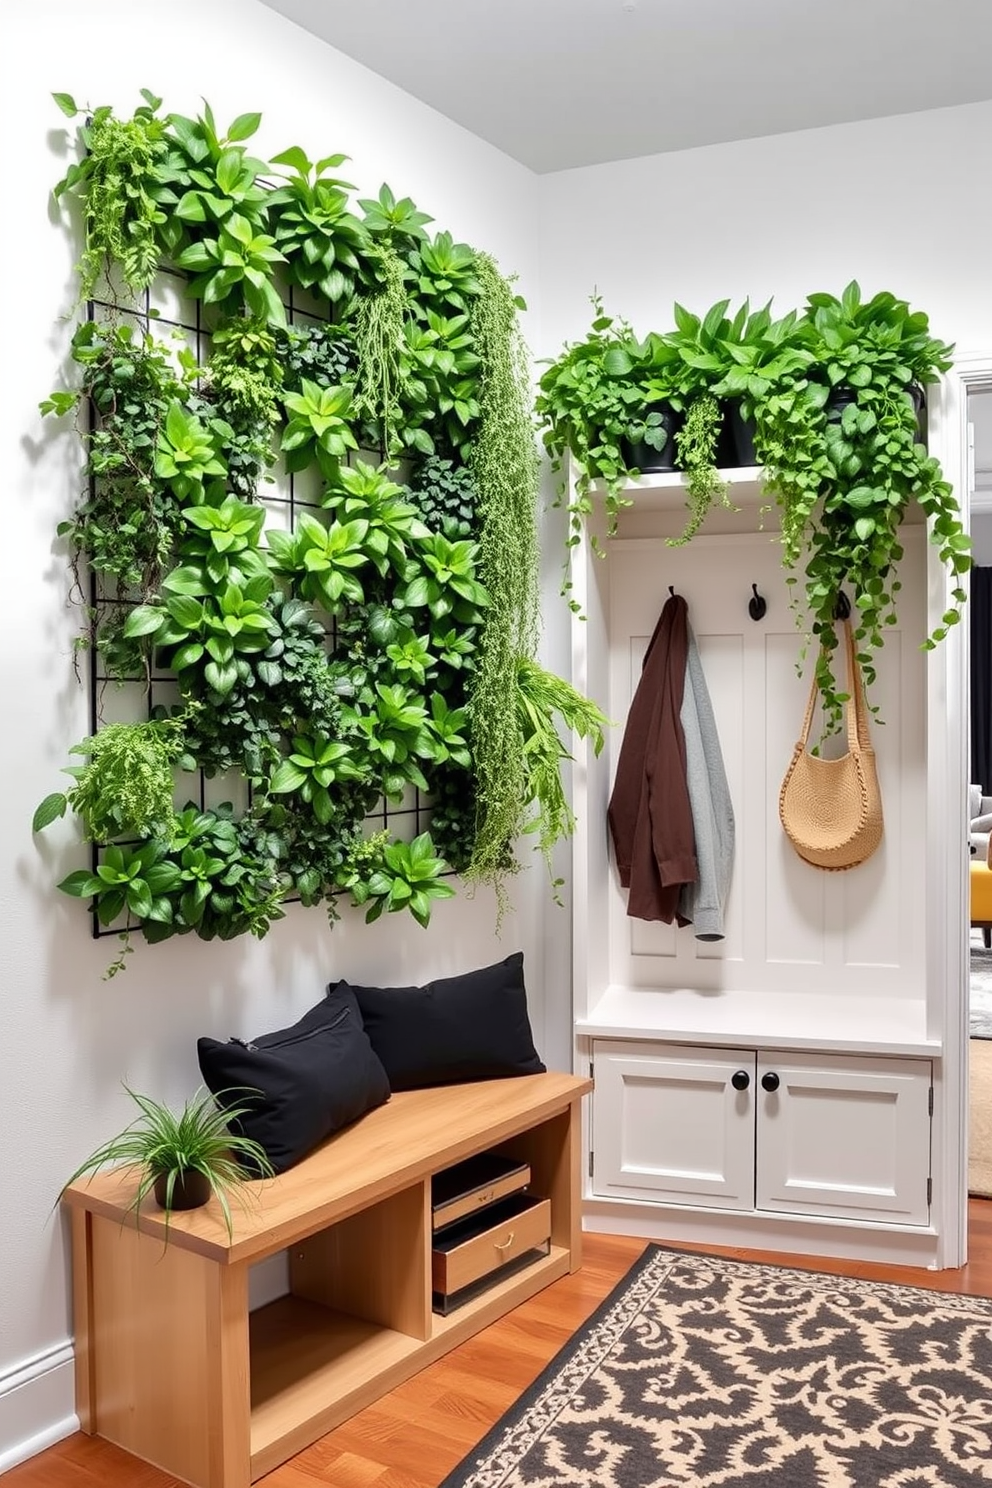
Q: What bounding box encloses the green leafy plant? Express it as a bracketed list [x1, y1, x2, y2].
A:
[146, 804, 286, 943]
[42, 321, 190, 613]
[52, 90, 170, 299]
[33, 714, 192, 842]
[175, 215, 287, 327]
[320, 461, 429, 576]
[396, 532, 489, 622]
[154, 402, 228, 502]
[409, 231, 481, 319]
[709, 300, 812, 415]
[60, 1083, 275, 1237]
[346, 830, 455, 927]
[267, 513, 371, 615]
[535, 297, 642, 551]
[399, 309, 481, 458]
[268, 146, 368, 303]
[280, 379, 357, 479]
[202, 318, 282, 497]
[41, 88, 610, 961]
[269, 731, 368, 825]
[341, 681, 436, 799]
[404, 456, 480, 538]
[359, 182, 433, 247]
[58, 839, 183, 973]
[124, 571, 278, 700]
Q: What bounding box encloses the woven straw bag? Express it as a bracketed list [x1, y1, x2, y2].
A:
[779, 620, 883, 871]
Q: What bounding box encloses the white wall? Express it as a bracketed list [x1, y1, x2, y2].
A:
[537, 100, 992, 360]
[0, 0, 556, 1468]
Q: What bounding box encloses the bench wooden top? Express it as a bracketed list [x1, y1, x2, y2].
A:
[62, 1070, 591, 1265]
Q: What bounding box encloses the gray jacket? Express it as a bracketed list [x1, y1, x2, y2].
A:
[678, 627, 735, 940]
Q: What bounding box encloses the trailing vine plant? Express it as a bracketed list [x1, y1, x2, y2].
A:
[53, 91, 169, 300]
[464, 254, 541, 908]
[668, 394, 732, 547]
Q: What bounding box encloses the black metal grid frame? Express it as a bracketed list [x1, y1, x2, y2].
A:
[83, 270, 432, 937]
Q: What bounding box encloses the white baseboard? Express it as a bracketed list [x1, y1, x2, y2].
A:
[0, 1341, 77, 1474]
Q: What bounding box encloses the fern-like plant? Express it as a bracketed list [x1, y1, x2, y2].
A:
[33, 714, 193, 842]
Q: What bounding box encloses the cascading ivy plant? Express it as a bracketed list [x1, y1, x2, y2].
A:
[37, 88, 605, 970]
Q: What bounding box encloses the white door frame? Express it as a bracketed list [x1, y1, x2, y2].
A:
[929, 353, 992, 1267]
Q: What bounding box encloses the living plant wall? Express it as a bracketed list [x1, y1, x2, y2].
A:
[34, 90, 605, 974]
[536, 290, 970, 729]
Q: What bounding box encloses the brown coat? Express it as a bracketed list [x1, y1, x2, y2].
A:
[608, 593, 698, 922]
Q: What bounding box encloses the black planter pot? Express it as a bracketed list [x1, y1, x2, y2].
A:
[153, 1168, 212, 1211]
[715, 406, 738, 468]
[826, 385, 859, 419]
[726, 399, 758, 467]
[621, 403, 683, 473]
[908, 382, 928, 449]
[827, 382, 929, 449]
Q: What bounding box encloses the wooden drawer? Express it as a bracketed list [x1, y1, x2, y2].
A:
[431, 1193, 551, 1297]
[431, 1151, 531, 1231]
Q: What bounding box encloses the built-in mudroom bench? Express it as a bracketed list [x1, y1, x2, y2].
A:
[63, 1070, 591, 1488]
[569, 463, 957, 1269]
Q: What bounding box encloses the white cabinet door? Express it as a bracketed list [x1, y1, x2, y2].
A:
[755, 1053, 932, 1225]
[591, 1041, 755, 1209]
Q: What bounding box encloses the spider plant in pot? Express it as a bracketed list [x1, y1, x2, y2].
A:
[60, 1084, 274, 1237]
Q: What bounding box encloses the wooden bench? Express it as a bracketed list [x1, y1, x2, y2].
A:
[63, 1070, 592, 1488]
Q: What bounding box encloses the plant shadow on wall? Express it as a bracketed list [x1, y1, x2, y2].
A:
[34, 90, 607, 975]
[537, 283, 969, 731]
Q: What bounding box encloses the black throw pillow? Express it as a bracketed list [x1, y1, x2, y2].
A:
[331, 951, 546, 1091]
[197, 986, 390, 1174]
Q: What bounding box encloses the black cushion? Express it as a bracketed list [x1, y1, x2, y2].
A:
[197, 986, 390, 1174]
[331, 951, 546, 1091]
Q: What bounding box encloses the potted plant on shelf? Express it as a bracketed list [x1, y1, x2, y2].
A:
[61, 1084, 275, 1237]
[756, 281, 966, 730]
[653, 299, 740, 544]
[709, 299, 813, 465]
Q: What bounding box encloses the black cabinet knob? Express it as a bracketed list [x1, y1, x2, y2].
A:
[761, 1071, 780, 1093]
[731, 1070, 750, 1091]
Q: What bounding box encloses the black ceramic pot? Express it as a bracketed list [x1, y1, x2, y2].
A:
[726, 399, 758, 466]
[621, 403, 683, 473]
[908, 383, 928, 448]
[153, 1168, 212, 1211]
[826, 385, 859, 419]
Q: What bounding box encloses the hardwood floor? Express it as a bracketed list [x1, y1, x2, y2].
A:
[9, 1199, 992, 1488]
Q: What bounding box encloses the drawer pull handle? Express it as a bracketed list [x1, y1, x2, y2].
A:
[493, 1231, 515, 1253]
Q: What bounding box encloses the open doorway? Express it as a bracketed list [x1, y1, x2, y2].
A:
[966, 387, 992, 1197]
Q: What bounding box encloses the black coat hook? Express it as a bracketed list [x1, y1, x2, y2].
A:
[668, 585, 676, 598]
[748, 583, 767, 622]
[834, 590, 852, 621]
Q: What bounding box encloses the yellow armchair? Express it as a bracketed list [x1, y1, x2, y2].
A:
[971, 858, 992, 948]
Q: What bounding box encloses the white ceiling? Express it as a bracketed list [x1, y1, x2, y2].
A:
[259, 0, 992, 173]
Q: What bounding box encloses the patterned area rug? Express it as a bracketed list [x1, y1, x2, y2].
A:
[442, 1247, 992, 1488]
[970, 943, 992, 1039]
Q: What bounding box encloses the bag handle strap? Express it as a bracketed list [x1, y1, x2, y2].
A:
[796, 617, 871, 755]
